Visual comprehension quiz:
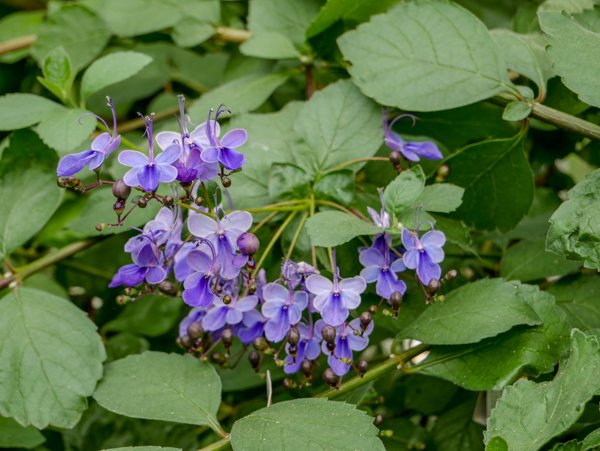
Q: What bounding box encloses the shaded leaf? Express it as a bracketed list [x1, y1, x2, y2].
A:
[306, 211, 381, 247]
[547, 275, 600, 331]
[36, 107, 97, 153]
[0, 93, 62, 131]
[0, 416, 45, 449]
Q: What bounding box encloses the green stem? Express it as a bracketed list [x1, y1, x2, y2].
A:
[198, 436, 231, 451]
[325, 156, 389, 174]
[284, 212, 308, 261]
[491, 94, 600, 141]
[252, 211, 298, 276]
[317, 343, 430, 400]
[0, 239, 99, 289]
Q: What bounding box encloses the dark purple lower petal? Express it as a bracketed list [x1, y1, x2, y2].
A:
[219, 147, 245, 171]
[109, 264, 147, 288]
[138, 164, 161, 191]
[57, 150, 96, 176]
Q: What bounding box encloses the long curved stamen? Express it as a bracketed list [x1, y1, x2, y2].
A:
[143, 113, 155, 161]
[78, 112, 110, 132]
[107, 96, 118, 138]
[206, 108, 217, 147]
[177, 95, 189, 136]
[196, 237, 218, 274]
[389, 113, 418, 129]
[332, 249, 340, 292]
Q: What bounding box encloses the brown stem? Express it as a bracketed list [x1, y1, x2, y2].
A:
[0, 34, 35, 56]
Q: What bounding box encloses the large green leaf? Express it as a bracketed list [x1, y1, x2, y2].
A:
[0, 94, 62, 131]
[36, 107, 97, 153]
[431, 398, 484, 451]
[80, 51, 153, 101]
[415, 183, 465, 213]
[485, 330, 600, 450]
[0, 416, 45, 449]
[306, 211, 381, 247]
[500, 238, 581, 281]
[338, 0, 512, 111]
[383, 166, 426, 216]
[102, 448, 181, 451]
[420, 287, 570, 390]
[546, 168, 600, 269]
[0, 130, 63, 260]
[539, 10, 600, 108]
[0, 288, 105, 428]
[94, 352, 222, 431]
[229, 398, 385, 450]
[399, 278, 542, 345]
[294, 80, 382, 174]
[547, 275, 600, 331]
[30, 5, 110, 71]
[445, 131, 534, 231]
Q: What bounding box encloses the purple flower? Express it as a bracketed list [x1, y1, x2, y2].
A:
[119, 114, 181, 192]
[155, 95, 219, 183]
[402, 228, 446, 285]
[202, 294, 258, 331]
[320, 318, 374, 376]
[236, 310, 266, 344]
[359, 247, 406, 300]
[284, 323, 320, 374]
[143, 207, 181, 246]
[57, 97, 121, 176]
[182, 246, 217, 308]
[261, 283, 308, 342]
[282, 260, 319, 290]
[305, 270, 366, 327]
[383, 110, 442, 162]
[188, 209, 252, 279]
[109, 232, 167, 288]
[200, 105, 247, 171]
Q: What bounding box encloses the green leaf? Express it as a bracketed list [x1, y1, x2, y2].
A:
[400, 278, 542, 345]
[420, 286, 570, 390]
[338, 0, 512, 112]
[538, 0, 598, 14]
[445, 131, 533, 231]
[39, 46, 74, 102]
[84, 0, 182, 37]
[105, 333, 149, 362]
[0, 416, 45, 449]
[102, 295, 182, 337]
[94, 352, 222, 430]
[540, 10, 600, 108]
[502, 100, 532, 121]
[383, 166, 426, 216]
[81, 52, 153, 101]
[547, 275, 600, 331]
[415, 183, 464, 213]
[36, 107, 97, 153]
[486, 436, 509, 451]
[171, 19, 214, 48]
[247, 0, 321, 47]
[230, 398, 385, 450]
[546, 168, 600, 269]
[314, 170, 355, 205]
[306, 211, 381, 247]
[582, 428, 600, 450]
[102, 447, 181, 451]
[431, 398, 484, 451]
[0, 11, 44, 64]
[187, 72, 290, 120]
[30, 5, 110, 71]
[0, 130, 62, 260]
[501, 238, 581, 281]
[485, 330, 600, 450]
[268, 163, 312, 201]
[0, 288, 105, 428]
[294, 79, 382, 174]
[240, 32, 300, 59]
[490, 30, 554, 96]
[0, 93, 62, 131]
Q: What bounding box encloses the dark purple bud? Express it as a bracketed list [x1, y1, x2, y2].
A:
[356, 359, 368, 375]
[322, 368, 338, 386]
[113, 199, 125, 215]
[288, 344, 298, 356]
[322, 325, 336, 344]
[237, 232, 260, 256]
[249, 350, 260, 370]
[427, 279, 441, 294]
[359, 311, 372, 330]
[187, 322, 203, 340]
[211, 351, 225, 364]
[389, 150, 402, 166]
[137, 197, 148, 208]
[221, 175, 231, 187]
[390, 291, 403, 309]
[112, 179, 131, 200]
[287, 326, 300, 346]
[158, 280, 177, 296]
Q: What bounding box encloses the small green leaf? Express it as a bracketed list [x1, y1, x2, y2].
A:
[81, 51, 153, 101]
[0, 416, 45, 449]
[268, 163, 312, 201]
[502, 100, 532, 121]
[30, 5, 110, 71]
[36, 107, 97, 153]
[400, 278, 542, 345]
[383, 166, 426, 215]
[486, 436, 509, 451]
[582, 428, 600, 450]
[0, 130, 62, 260]
[230, 398, 385, 450]
[538, 0, 597, 14]
[171, 19, 214, 48]
[240, 32, 300, 59]
[40, 46, 74, 102]
[501, 238, 581, 281]
[314, 170, 355, 205]
[540, 10, 600, 108]
[102, 295, 182, 337]
[294, 79, 382, 174]
[445, 131, 534, 231]
[415, 183, 465, 213]
[0, 93, 62, 131]
[101, 447, 181, 451]
[338, 0, 512, 111]
[485, 330, 600, 450]
[306, 211, 381, 247]
[94, 352, 222, 430]
[547, 275, 600, 331]
[546, 168, 600, 269]
[0, 288, 106, 428]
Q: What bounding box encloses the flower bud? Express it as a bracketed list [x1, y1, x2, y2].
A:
[221, 175, 232, 187]
[116, 294, 129, 305]
[445, 269, 458, 280]
[437, 164, 450, 179]
[301, 359, 313, 377]
[283, 378, 297, 389]
[359, 311, 372, 330]
[112, 179, 131, 200]
[194, 196, 203, 206]
[57, 177, 68, 188]
[390, 291, 403, 309]
[237, 233, 260, 256]
[253, 337, 268, 351]
[95, 223, 107, 232]
[248, 281, 257, 294]
[321, 325, 336, 344]
[374, 414, 384, 426]
[369, 305, 378, 315]
[287, 326, 300, 346]
[322, 368, 338, 386]
[163, 195, 174, 206]
[356, 359, 368, 376]
[137, 197, 148, 208]
[389, 150, 402, 166]
[222, 295, 232, 305]
[248, 350, 260, 370]
[427, 279, 441, 294]
[288, 344, 298, 356]
[187, 321, 203, 340]
[113, 199, 125, 215]
[222, 328, 234, 346]
[159, 280, 178, 296]
[178, 335, 192, 349]
[210, 351, 225, 364]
